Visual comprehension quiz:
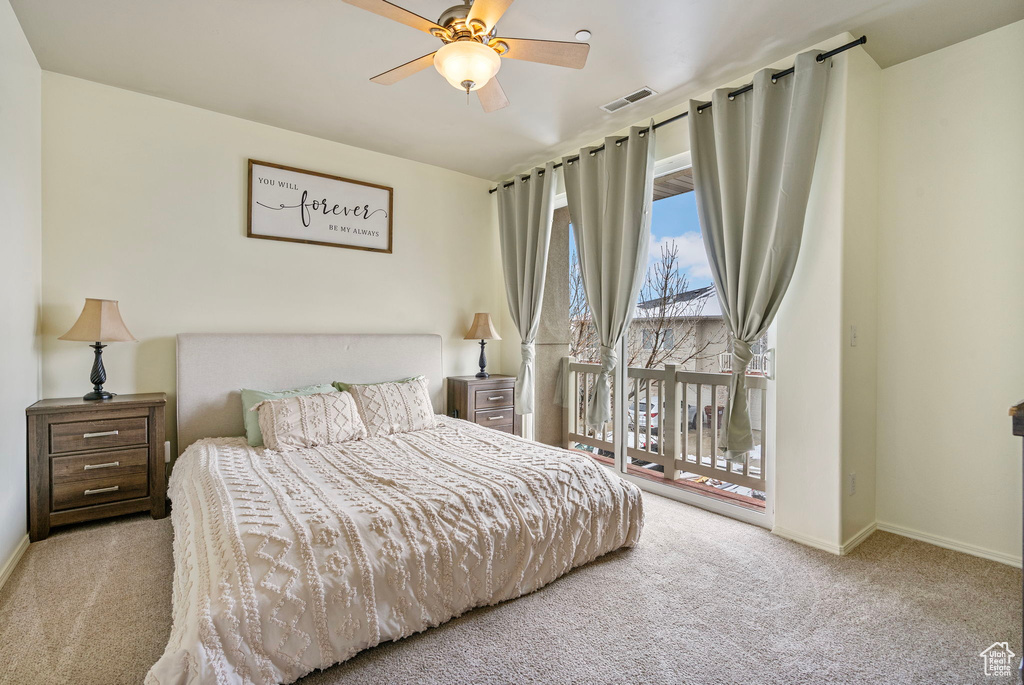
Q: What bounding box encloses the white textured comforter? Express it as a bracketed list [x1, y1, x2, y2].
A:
[147, 416, 644, 685]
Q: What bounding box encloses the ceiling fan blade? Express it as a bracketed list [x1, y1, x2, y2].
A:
[466, 0, 514, 33]
[341, 0, 445, 35]
[499, 37, 590, 69]
[478, 78, 510, 113]
[370, 52, 436, 85]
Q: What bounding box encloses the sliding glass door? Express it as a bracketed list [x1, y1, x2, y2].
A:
[563, 165, 771, 516]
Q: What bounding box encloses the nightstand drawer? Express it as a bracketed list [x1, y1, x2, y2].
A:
[475, 407, 513, 428]
[475, 387, 513, 409]
[52, 471, 149, 511]
[50, 416, 148, 454]
[51, 447, 149, 485]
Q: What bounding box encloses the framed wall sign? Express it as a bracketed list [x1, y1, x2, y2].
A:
[247, 159, 393, 253]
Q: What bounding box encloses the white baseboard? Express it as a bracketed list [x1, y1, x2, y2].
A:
[774, 520, 1020, 567]
[876, 521, 1022, 568]
[771, 525, 842, 555]
[840, 522, 877, 555]
[0, 534, 29, 591]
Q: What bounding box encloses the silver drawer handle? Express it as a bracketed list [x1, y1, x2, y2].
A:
[83, 430, 119, 439]
[84, 461, 120, 470]
[488, 416, 505, 420]
[488, 396, 505, 401]
[84, 485, 119, 495]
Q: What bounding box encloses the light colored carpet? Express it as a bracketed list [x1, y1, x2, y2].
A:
[0, 492, 1019, 684]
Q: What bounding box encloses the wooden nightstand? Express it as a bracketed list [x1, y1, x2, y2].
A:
[26, 393, 167, 541]
[447, 375, 521, 436]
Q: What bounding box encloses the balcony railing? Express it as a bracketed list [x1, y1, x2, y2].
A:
[718, 351, 768, 375]
[563, 359, 768, 492]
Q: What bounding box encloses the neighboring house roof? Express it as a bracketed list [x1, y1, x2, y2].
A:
[632, 285, 723, 321]
[571, 285, 724, 324]
[638, 285, 714, 309]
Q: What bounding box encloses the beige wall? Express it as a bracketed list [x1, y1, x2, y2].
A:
[40, 73, 505, 455]
[876, 20, 1024, 564]
[0, 0, 41, 574]
[772, 51, 847, 549]
[839, 49, 881, 545]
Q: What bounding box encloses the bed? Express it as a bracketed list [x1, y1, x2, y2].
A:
[147, 333, 644, 685]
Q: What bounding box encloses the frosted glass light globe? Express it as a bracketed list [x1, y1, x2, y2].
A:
[434, 40, 501, 92]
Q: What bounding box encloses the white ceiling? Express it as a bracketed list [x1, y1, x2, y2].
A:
[11, 0, 1023, 180]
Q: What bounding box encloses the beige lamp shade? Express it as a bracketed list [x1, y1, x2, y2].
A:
[464, 313, 501, 341]
[58, 299, 138, 343]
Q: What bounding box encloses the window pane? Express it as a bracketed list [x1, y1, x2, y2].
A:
[565, 171, 767, 511]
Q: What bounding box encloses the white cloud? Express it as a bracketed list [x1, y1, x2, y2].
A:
[649, 232, 713, 282]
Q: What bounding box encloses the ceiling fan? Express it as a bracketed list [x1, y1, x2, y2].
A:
[342, 0, 591, 112]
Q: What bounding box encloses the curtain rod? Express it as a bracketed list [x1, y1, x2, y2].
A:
[488, 35, 867, 194]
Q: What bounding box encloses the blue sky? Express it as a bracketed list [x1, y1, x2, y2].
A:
[649, 191, 713, 290]
[568, 190, 713, 292]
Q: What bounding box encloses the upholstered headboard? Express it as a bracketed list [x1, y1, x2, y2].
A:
[176, 333, 444, 452]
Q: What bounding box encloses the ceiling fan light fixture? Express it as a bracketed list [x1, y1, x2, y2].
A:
[434, 40, 501, 92]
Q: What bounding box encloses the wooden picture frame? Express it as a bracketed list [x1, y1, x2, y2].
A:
[247, 159, 394, 253]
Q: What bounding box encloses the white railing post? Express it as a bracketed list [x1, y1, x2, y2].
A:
[613, 337, 628, 474]
[663, 364, 680, 481]
[563, 356, 575, 450]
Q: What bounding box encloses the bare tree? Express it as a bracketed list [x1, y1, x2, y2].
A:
[569, 242, 718, 370]
[568, 255, 599, 362]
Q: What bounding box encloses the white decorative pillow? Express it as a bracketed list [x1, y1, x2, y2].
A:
[345, 376, 436, 438]
[253, 392, 367, 451]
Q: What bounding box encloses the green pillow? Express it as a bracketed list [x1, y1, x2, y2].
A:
[240, 383, 336, 447]
[332, 376, 419, 393]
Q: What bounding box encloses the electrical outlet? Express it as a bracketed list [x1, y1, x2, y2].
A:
[850, 325, 858, 347]
[848, 472, 857, 496]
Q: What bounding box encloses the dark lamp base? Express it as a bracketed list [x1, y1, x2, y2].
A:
[83, 389, 115, 401]
[475, 339, 490, 379]
[83, 342, 116, 401]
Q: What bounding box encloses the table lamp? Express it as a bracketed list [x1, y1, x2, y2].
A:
[58, 298, 138, 400]
[464, 312, 500, 379]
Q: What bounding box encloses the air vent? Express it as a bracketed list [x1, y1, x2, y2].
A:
[600, 87, 657, 113]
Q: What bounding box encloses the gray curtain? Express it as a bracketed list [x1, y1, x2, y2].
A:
[563, 126, 656, 427]
[497, 162, 556, 415]
[689, 50, 830, 455]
